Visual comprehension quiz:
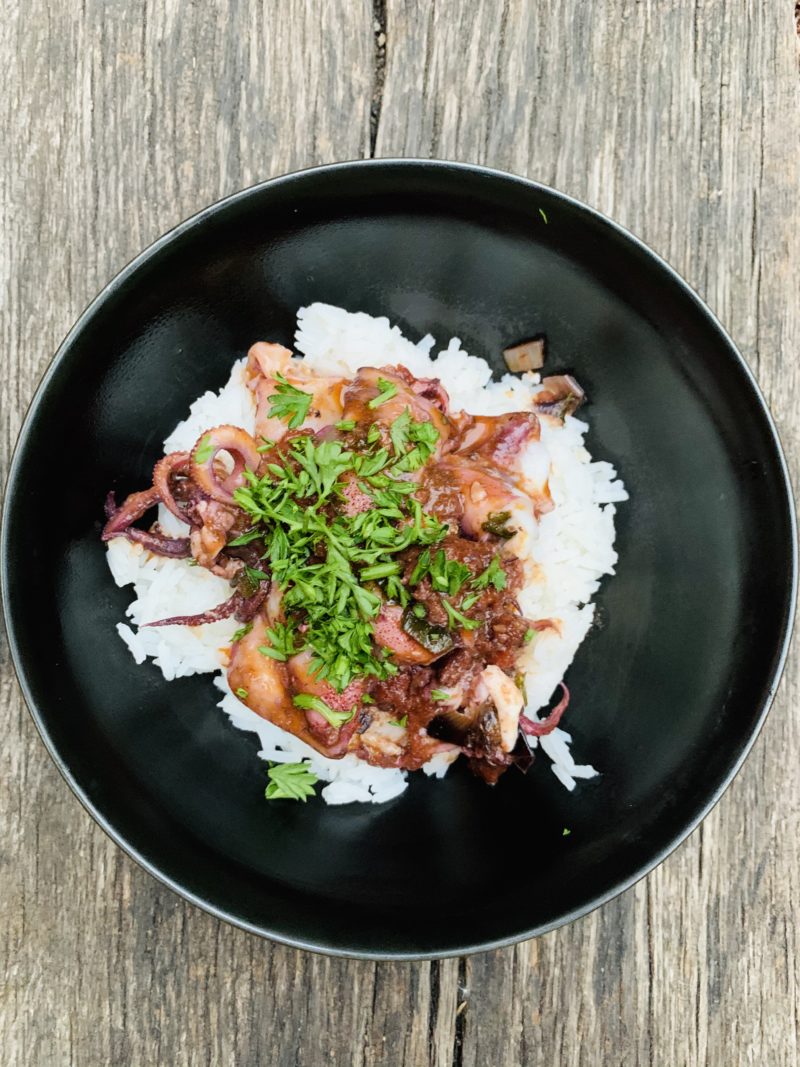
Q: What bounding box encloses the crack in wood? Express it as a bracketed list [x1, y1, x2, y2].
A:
[452, 957, 467, 1067]
[369, 0, 387, 156]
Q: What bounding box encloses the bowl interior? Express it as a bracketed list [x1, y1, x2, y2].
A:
[3, 162, 795, 957]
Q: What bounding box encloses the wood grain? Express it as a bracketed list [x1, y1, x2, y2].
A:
[1, 1, 799, 1064]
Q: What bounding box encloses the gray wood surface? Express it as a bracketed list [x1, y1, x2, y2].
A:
[1, 2, 798, 1064]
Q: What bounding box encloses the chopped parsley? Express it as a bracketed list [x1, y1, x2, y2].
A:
[539, 207, 548, 224]
[430, 689, 450, 701]
[562, 827, 571, 836]
[267, 373, 313, 430]
[473, 555, 507, 592]
[265, 762, 318, 801]
[292, 693, 355, 728]
[388, 714, 408, 728]
[227, 528, 263, 547]
[523, 628, 535, 644]
[443, 600, 481, 632]
[411, 548, 471, 596]
[245, 565, 271, 584]
[233, 431, 447, 690]
[367, 377, 399, 408]
[235, 687, 248, 699]
[231, 621, 253, 644]
[194, 434, 215, 463]
[391, 415, 440, 473]
[258, 621, 300, 662]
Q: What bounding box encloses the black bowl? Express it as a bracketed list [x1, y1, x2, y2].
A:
[2, 160, 796, 959]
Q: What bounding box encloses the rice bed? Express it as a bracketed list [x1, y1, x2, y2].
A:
[107, 303, 627, 804]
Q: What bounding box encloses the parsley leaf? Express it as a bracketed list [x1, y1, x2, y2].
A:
[231, 621, 253, 644]
[245, 565, 271, 584]
[227, 528, 263, 547]
[368, 377, 399, 409]
[391, 419, 440, 473]
[232, 432, 447, 691]
[444, 600, 481, 631]
[293, 693, 355, 728]
[473, 555, 507, 591]
[388, 714, 408, 728]
[265, 762, 318, 801]
[235, 687, 248, 699]
[194, 434, 215, 463]
[389, 408, 412, 455]
[429, 550, 471, 596]
[260, 621, 301, 662]
[430, 689, 450, 701]
[267, 373, 313, 429]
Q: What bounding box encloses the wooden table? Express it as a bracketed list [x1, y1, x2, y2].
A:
[2, 3, 799, 1064]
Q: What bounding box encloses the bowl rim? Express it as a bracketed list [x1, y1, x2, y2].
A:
[2, 156, 797, 960]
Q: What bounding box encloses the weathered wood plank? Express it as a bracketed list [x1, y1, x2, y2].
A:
[375, 1, 800, 1064]
[0, 4, 455, 1067]
[2, 0, 800, 1065]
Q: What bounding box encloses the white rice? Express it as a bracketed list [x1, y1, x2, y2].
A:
[107, 303, 627, 803]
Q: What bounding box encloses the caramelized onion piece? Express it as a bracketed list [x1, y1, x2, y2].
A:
[533, 376, 585, 419]
[503, 337, 545, 373]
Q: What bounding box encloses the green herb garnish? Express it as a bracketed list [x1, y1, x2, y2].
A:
[473, 555, 507, 592]
[391, 417, 440, 473]
[368, 377, 399, 409]
[443, 600, 481, 632]
[233, 432, 447, 691]
[265, 762, 318, 801]
[194, 434, 214, 463]
[258, 621, 299, 662]
[293, 693, 356, 729]
[231, 621, 253, 643]
[235, 687, 248, 699]
[523, 628, 535, 644]
[267, 373, 313, 429]
[227, 528, 263, 547]
[388, 714, 408, 728]
[430, 689, 450, 701]
[245, 565, 271, 584]
[427, 550, 472, 597]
